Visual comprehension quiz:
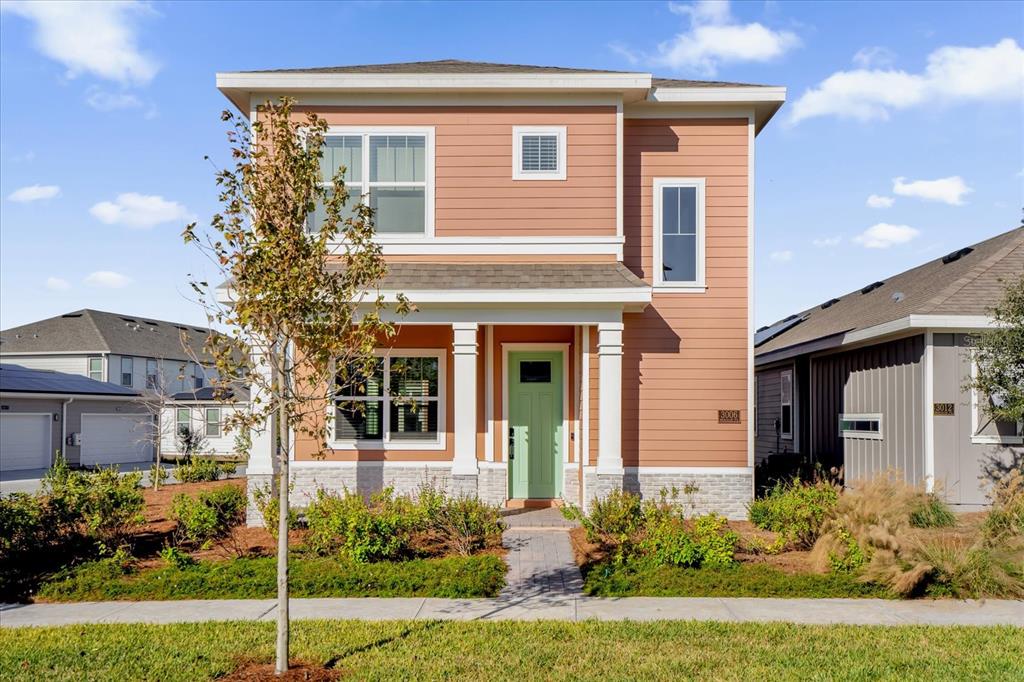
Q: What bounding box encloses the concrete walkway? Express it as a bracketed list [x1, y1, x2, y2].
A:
[2, 597, 1022, 627]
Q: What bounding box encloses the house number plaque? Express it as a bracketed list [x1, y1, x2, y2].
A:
[718, 410, 741, 424]
[933, 403, 955, 416]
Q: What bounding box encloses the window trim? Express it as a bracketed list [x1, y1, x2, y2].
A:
[839, 413, 884, 441]
[329, 348, 447, 451]
[652, 177, 707, 292]
[512, 126, 567, 181]
[88, 356, 104, 382]
[779, 368, 793, 441]
[205, 407, 222, 438]
[320, 126, 435, 239]
[146, 359, 160, 390]
[969, 358, 1024, 445]
[120, 357, 133, 388]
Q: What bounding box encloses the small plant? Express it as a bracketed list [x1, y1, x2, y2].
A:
[748, 479, 839, 549]
[563, 489, 643, 548]
[159, 546, 197, 570]
[827, 527, 867, 573]
[909, 494, 957, 528]
[251, 481, 298, 539]
[427, 494, 504, 556]
[690, 513, 740, 568]
[637, 518, 701, 568]
[171, 486, 246, 549]
[149, 463, 169, 487]
[232, 427, 252, 460]
[983, 469, 1024, 541]
[173, 456, 229, 483]
[176, 425, 209, 459]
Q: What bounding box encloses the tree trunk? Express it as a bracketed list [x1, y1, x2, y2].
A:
[275, 363, 290, 675]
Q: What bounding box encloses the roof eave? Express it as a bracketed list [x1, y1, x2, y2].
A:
[648, 86, 787, 133]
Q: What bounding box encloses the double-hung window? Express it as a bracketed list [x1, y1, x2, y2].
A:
[120, 357, 133, 387]
[146, 359, 159, 390]
[780, 369, 793, 440]
[653, 178, 706, 290]
[205, 407, 221, 438]
[333, 351, 445, 449]
[312, 129, 433, 236]
[175, 408, 191, 437]
[88, 357, 103, 382]
[513, 126, 566, 180]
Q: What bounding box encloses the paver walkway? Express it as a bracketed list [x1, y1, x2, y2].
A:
[499, 508, 583, 599]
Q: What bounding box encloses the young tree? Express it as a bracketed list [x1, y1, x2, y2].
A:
[968, 274, 1024, 425]
[184, 98, 408, 674]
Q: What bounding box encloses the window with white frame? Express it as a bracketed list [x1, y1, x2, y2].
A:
[205, 407, 221, 438]
[88, 357, 103, 382]
[970, 359, 1023, 444]
[839, 414, 883, 440]
[513, 126, 566, 180]
[175, 408, 191, 437]
[653, 178, 706, 288]
[780, 369, 793, 439]
[146, 359, 159, 390]
[311, 130, 432, 236]
[333, 352, 444, 446]
[120, 357, 133, 387]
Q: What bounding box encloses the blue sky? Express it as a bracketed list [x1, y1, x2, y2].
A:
[1, 0, 1021, 330]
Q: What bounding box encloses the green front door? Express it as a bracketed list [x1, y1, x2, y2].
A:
[508, 351, 563, 499]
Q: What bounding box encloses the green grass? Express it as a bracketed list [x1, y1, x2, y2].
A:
[582, 561, 894, 598]
[2, 620, 1021, 681]
[36, 554, 505, 601]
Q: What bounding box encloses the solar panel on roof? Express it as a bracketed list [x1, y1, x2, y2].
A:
[754, 313, 809, 347]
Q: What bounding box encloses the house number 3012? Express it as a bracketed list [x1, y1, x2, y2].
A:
[933, 403, 955, 416]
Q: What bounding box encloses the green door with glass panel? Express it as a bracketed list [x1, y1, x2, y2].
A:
[508, 351, 563, 499]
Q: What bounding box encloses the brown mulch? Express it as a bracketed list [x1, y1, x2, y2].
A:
[220, 661, 342, 681]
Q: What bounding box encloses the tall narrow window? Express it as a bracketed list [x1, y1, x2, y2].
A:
[780, 369, 793, 440]
[176, 408, 191, 437]
[312, 130, 432, 236]
[88, 357, 103, 382]
[193, 365, 204, 390]
[205, 407, 221, 438]
[120, 357, 133, 387]
[513, 126, 566, 180]
[653, 178, 706, 289]
[146, 359, 159, 390]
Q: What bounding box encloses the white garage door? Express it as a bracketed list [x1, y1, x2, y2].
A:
[0, 413, 52, 472]
[81, 414, 153, 466]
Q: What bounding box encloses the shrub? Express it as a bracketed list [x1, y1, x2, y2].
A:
[149, 463, 169, 487]
[827, 527, 866, 574]
[563, 489, 643, 547]
[159, 546, 197, 570]
[427, 494, 504, 556]
[0, 492, 82, 599]
[173, 456, 229, 483]
[748, 479, 839, 549]
[304, 487, 415, 562]
[43, 461, 145, 551]
[983, 469, 1024, 541]
[171, 486, 246, 548]
[250, 481, 297, 538]
[637, 518, 701, 568]
[691, 513, 740, 568]
[909, 494, 957, 528]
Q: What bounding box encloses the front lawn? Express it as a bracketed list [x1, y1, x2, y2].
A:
[2, 620, 1021, 681]
[36, 553, 505, 601]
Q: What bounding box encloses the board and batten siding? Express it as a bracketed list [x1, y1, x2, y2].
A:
[0, 354, 90, 377]
[620, 118, 749, 467]
[811, 335, 925, 486]
[295, 106, 617, 237]
[754, 367, 786, 463]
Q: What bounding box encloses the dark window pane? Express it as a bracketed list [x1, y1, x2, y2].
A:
[781, 405, 792, 434]
[520, 361, 551, 383]
[389, 400, 438, 440]
[336, 401, 383, 440]
[390, 356, 439, 397]
[662, 234, 697, 282]
[337, 359, 384, 397]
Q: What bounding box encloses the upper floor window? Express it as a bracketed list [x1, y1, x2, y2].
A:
[311, 128, 434, 237]
[120, 357, 133, 387]
[513, 126, 566, 181]
[780, 369, 793, 440]
[146, 359, 160, 390]
[193, 364, 204, 390]
[88, 357, 103, 382]
[653, 178, 706, 290]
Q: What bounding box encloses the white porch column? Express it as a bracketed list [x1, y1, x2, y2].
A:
[597, 322, 624, 475]
[247, 349, 275, 477]
[452, 322, 479, 477]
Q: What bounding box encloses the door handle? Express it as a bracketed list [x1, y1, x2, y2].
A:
[508, 426, 515, 460]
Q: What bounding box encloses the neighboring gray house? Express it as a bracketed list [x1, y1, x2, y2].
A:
[754, 226, 1023, 508]
[0, 364, 147, 474]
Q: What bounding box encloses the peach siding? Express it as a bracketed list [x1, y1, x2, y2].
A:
[297, 106, 616, 237]
[621, 118, 749, 467]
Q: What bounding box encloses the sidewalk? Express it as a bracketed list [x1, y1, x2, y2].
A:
[2, 596, 1022, 628]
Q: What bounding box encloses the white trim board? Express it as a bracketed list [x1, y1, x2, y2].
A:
[330, 235, 624, 259]
[371, 288, 652, 305]
[621, 466, 754, 475]
[651, 177, 707, 292]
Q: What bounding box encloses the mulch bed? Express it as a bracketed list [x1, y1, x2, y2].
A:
[221, 660, 342, 681]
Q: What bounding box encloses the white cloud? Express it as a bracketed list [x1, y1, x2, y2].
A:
[7, 184, 60, 202]
[45, 277, 71, 292]
[84, 270, 131, 288]
[790, 38, 1024, 124]
[90, 192, 192, 228]
[1, 1, 158, 86]
[866, 194, 895, 209]
[892, 176, 972, 205]
[853, 223, 920, 249]
[852, 46, 896, 69]
[769, 249, 793, 262]
[85, 87, 143, 112]
[644, 1, 800, 76]
[608, 42, 640, 66]
[812, 236, 842, 248]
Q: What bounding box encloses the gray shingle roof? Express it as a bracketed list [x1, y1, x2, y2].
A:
[0, 363, 140, 396]
[0, 309, 218, 361]
[755, 226, 1024, 356]
[238, 59, 767, 89]
[171, 385, 250, 403]
[329, 262, 649, 290]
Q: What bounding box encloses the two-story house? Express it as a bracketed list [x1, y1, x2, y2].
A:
[218, 60, 785, 518]
[0, 309, 247, 463]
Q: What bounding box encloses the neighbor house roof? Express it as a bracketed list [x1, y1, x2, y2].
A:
[171, 386, 250, 403]
[755, 226, 1024, 359]
[0, 309, 220, 362]
[0, 363, 140, 397]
